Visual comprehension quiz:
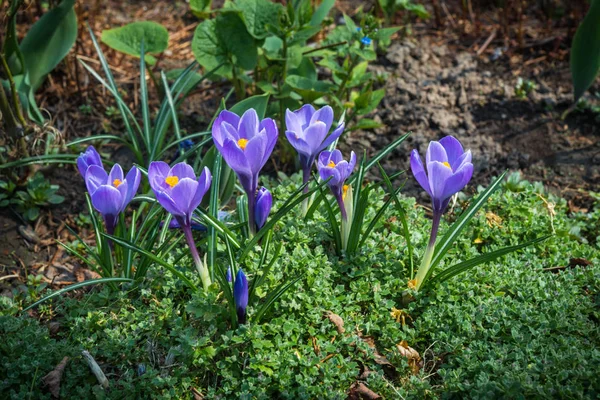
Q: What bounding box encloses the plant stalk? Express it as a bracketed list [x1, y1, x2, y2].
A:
[182, 224, 211, 290]
[414, 210, 442, 290]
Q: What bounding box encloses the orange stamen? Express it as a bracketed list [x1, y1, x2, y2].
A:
[112, 179, 122, 188]
[238, 138, 249, 150]
[442, 161, 451, 169]
[165, 176, 179, 188]
[327, 161, 336, 168]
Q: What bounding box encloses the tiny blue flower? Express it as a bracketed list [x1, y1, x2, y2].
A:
[361, 37, 372, 46]
[179, 139, 194, 152]
[356, 27, 362, 32]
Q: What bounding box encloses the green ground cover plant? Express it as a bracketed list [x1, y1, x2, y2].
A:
[1, 176, 598, 399]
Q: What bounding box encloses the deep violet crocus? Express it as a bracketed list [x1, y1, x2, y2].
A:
[212, 108, 278, 234]
[148, 161, 212, 290]
[77, 146, 103, 178]
[285, 105, 345, 188]
[254, 187, 272, 231]
[83, 164, 141, 236]
[233, 269, 248, 324]
[410, 135, 473, 290]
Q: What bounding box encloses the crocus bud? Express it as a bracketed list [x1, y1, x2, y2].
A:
[77, 146, 103, 178]
[254, 187, 272, 230]
[233, 269, 248, 324]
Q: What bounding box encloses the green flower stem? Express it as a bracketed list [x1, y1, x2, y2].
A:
[182, 224, 211, 290]
[414, 211, 442, 290]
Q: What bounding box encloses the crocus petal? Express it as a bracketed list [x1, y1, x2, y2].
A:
[254, 187, 272, 230]
[329, 149, 343, 165]
[347, 151, 357, 173]
[122, 167, 141, 208]
[233, 269, 249, 324]
[221, 138, 252, 175]
[90, 185, 123, 217]
[441, 163, 473, 200]
[303, 121, 328, 155]
[212, 110, 240, 146]
[285, 109, 303, 136]
[148, 161, 171, 193]
[295, 104, 316, 128]
[170, 162, 196, 181]
[238, 109, 259, 140]
[286, 130, 313, 158]
[319, 122, 345, 151]
[452, 150, 472, 171]
[427, 161, 453, 200]
[77, 146, 103, 177]
[310, 105, 334, 131]
[108, 164, 124, 184]
[221, 121, 240, 142]
[245, 131, 268, 174]
[85, 165, 108, 194]
[259, 118, 278, 166]
[319, 164, 342, 187]
[190, 167, 212, 211]
[439, 136, 464, 166]
[171, 177, 199, 219]
[155, 190, 183, 216]
[410, 150, 432, 196]
[426, 141, 448, 165]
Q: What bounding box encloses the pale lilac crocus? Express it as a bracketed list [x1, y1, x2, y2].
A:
[285, 105, 344, 188]
[318, 149, 357, 220]
[77, 146, 103, 178]
[410, 135, 473, 290]
[148, 161, 212, 290]
[212, 109, 278, 234]
[84, 164, 141, 235]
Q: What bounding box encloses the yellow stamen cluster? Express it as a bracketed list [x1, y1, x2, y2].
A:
[442, 161, 452, 169]
[327, 160, 336, 168]
[165, 176, 179, 188]
[407, 279, 417, 289]
[238, 138, 249, 150]
[112, 179, 123, 188]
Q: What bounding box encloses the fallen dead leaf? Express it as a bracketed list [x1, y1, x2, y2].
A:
[42, 356, 69, 398]
[397, 340, 422, 374]
[324, 311, 345, 334]
[348, 382, 381, 400]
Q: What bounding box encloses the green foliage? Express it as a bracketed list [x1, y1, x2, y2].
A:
[101, 21, 169, 65]
[1, 0, 77, 124]
[2, 179, 599, 398]
[514, 77, 536, 99]
[0, 172, 64, 221]
[378, 0, 430, 24]
[570, 0, 600, 102]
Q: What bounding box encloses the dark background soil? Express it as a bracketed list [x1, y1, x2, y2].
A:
[1, 0, 598, 294]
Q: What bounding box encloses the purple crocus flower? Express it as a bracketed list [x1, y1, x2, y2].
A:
[254, 187, 272, 231]
[410, 135, 473, 290]
[318, 149, 357, 220]
[285, 105, 345, 189]
[77, 146, 103, 178]
[148, 161, 213, 290]
[233, 269, 248, 324]
[84, 164, 141, 235]
[212, 109, 278, 233]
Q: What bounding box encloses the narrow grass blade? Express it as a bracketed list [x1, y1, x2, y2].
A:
[22, 278, 133, 312]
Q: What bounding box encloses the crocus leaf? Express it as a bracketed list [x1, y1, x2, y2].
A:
[22, 278, 133, 312]
[19, 0, 77, 91]
[101, 21, 169, 65]
[426, 235, 552, 288]
[570, 0, 600, 102]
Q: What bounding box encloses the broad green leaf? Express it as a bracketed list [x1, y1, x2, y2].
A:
[192, 13, 257, 74]
[229, 93, 270, 118]
[19, 0, 77, 90]
[310, 0, 335, 27]
[570, 0, 600, 102]
[235, 0, 283, 39]
[101, 21, 169, 65]
[286, 75, 334, 102]
[190, 0, 212, 17]
[5, 0, 25, 75]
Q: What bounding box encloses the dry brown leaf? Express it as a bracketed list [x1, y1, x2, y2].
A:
[42, 356, 69, 398]
[348, 382, 382, 400]
[324, 311, 345, 334]
[397, 340, 422, 374]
